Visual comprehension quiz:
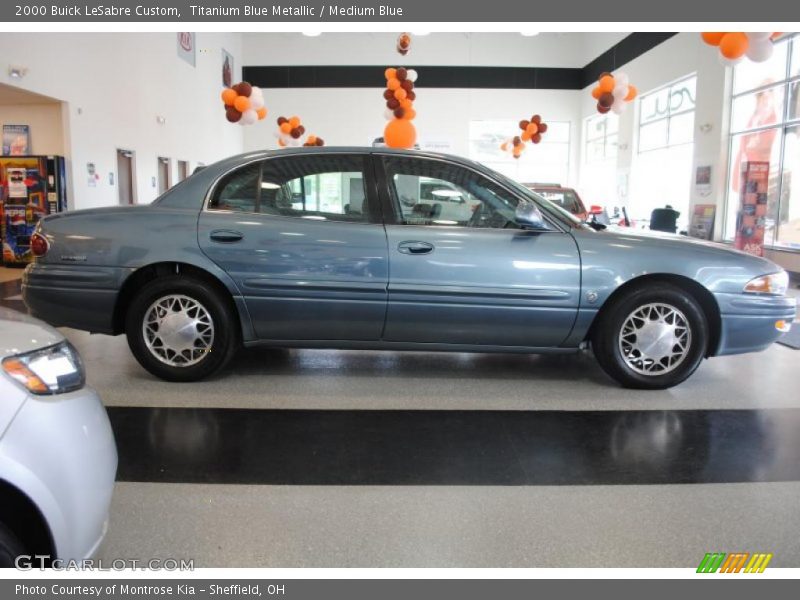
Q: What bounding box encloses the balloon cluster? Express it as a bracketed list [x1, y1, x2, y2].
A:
[275, 116, 306, 147]
[500, 115, 549, 159]
[590, 72, 638, 115]
[303, 135, 325, 147]
[221, 82, 267, 125]
[701, 32, 782, 65]
[382, 67, 419, 149]
[397, 32, 411, 56]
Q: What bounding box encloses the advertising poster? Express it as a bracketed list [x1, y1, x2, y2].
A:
[176, 32, 195, 66]
[2, 124, 30, 155]
[689, 204, 716, 240]
[734, 160, 769, 256]
[222, 48, 233, 87]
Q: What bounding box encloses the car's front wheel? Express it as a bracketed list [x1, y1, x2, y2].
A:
[591, 283, 709, 389]
[125, 276, 240, 382]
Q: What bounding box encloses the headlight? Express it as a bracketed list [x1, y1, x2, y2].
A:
[744, 271, 789, 295]
[2, 342, 85, 395]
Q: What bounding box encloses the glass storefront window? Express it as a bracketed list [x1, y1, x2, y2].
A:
[778, 125, 800, 248]
[732, 39, 789, 95]
[584, 114, 618, 163]
[730, 84, 785, 134]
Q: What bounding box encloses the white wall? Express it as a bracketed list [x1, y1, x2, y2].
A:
[0, 103, 66, 155]
[0, 33, 244, 209]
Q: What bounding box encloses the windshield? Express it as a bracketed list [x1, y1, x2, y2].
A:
[499, 177, 587, 228]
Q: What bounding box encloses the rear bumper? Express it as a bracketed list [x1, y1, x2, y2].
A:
[714, 292, 797, 356]
[22, 263, 129, 334]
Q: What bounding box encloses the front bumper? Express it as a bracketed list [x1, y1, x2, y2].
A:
[714, 292, 797, 356]
[0, 386, 117, 560]
[22, 263, 127, 334]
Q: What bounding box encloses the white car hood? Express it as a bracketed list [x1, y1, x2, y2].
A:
[0, 307, 64, 358]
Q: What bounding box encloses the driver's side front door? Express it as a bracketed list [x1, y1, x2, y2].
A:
[377, 155, 581, 348]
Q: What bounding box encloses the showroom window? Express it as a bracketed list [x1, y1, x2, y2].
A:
[585, 114, 619, 163]
[209, 155, 370, 222]
[580, 114, 619, 208]
[723, 34, 800, 249]
[382, 156, 523, 229]
[468, 120, 571, 184]
[629, 74, 697, 229]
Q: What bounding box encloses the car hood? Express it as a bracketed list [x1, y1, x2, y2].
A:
[0, 307, 64, 358]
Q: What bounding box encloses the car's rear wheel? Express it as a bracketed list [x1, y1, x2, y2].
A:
[591, 283, 708, 389]
[0, 522, 26, 568]
[125, 276, 240, 382]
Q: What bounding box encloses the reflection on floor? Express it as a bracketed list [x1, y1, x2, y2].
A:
[1, 267, 799, 567]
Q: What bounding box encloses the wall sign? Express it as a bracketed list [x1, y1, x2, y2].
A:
[2, 124, 30, 155]
[177, 32, 196, 67]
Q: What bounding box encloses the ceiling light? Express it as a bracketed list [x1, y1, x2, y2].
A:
[8, 66, 27, 79]
[520, 31, 540, 37]
[302, 32, 321, 37]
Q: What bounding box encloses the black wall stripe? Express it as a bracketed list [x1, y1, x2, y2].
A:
[244, 33, 677, 91]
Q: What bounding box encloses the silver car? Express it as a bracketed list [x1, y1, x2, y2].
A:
[0, 308, 116, 567]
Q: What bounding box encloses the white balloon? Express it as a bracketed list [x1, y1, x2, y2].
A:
[406, 69, 418, 82]
[718, 54, 743, 67]
[613, 84, 628, 99]
[611, 103, 626, 115]
[384, 108, 395, 120]
[241, 109, 258, 125]
[746, 32, 771, 41]
[250, 96, 264, 110]
[615, 72, 629, 89]
[746, 39, 774, 63]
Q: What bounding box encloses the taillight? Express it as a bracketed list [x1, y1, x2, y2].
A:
[30, 233, 49, 257]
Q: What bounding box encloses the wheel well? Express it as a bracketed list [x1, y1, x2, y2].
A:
[112, 262, 237, 335]
[0, 479, 55, 562]
[586, 274, 722, 357]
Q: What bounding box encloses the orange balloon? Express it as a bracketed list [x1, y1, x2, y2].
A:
[394, 87, 407, 101]
[384, 67, 397, 81]
[521, 131, 532, 142]
[701, 32, 726, 46]
[526, 123, 538, 136]
[387, 78, 401, 90]
[598, 75, 615, 93]
[234, 96, 251, 112]
[624, 85, 638, 102]
[400, 98, 413, 109]
[280, 122, 292, 134]
[307, 135, 317, 144]
[719, 32, 749, 59]
[512, 148, 522, 158]
[500, 142, 508, 152]
[278, 138, 286, 147]
[771, 32, 782, 40]
[221, 88, 238, 106]
[384, 118, 417, 148]
[256, 107, 267, 119]
[591, 86, 602, 100]
[403, 108, 416, 120]
[289, 116, 301, 128]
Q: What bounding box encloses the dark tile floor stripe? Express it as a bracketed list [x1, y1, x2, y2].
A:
[108, 407, 800, 486]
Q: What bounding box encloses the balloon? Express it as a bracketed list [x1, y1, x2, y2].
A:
[718, 54, 743, 67]
[406, 69, 418, 83]
[387, 98, 400, 109]
[256, 107, 267, 120]
[221, 88, 237, 106]
[240, 109, 258, 125]
[280, 122, 292, 134]
[277, 116, 288, 125]
[521, 131, 532, 142]
[615, 72, 629, 89]
[387, 78, 401, 90]
[624, 85, 638, 101]
[701, 32, 726, 46]
[519, 119, 530, 130]
[532, 133, 542, 144]
[597, 103, 611, 114]
[746, 39, 774, 62]
[746, 32, 772, 41]
[394, 87, 408, 101]
[401, 80, 414, 92]
[613, 84, 628, 100]
[383, 89, 394, 100]
[384, 68, 396, 80]
[719, 32, 749, 59]
[771, 32, 782, 40]
[599, 75, 615, 93]
[384, 118, 416, 148]
[289, 116, 301, 128]
[393, 107, 406, 119]
[250, 95, 264, 110]
[400, 98, 413, 109]
[598, 92, 614, 108]
[538, 123, 548, 133]
[225, 106, 242, 123]
[396, 67, 408, 81]
[234, 96, 251, 112]
[407, 91, 416, 101]
[611, 103, 625, 115]
[531, 114, 541, 124]
[404, 108, 417, 120]
[384, 108, 395, 120]
[233, 82, 252, 97]
[278, 138, 286, 147]
[526, 123, 538, 136]
[591, 86, 602, 100]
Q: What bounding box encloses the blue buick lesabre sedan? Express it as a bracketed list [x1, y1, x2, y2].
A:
[22, 148, 796, 389]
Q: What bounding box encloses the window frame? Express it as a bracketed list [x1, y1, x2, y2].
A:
[722, 33, 800, 251]
[637, 74, 698, 154]
[584, 113, 619, 164]
[204, 152, 381, 224]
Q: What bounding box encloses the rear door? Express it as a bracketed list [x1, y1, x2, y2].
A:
[198, 153, 389, 341]
[376, 155, 581, 347]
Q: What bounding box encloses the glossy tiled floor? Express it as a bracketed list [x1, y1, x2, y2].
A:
[2, 268, 800, 567]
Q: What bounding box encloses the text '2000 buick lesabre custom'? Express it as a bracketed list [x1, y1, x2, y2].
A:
[22, 148, 796, 389]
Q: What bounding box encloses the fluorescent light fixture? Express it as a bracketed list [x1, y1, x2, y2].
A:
[302, 32, 322, 37]
[520, 31, 540, 37]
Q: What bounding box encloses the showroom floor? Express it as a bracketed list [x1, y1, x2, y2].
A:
[2, 267, 800, 567]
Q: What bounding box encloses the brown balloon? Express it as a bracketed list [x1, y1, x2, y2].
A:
[394, 107, 406, 119]
[598, 92, 614, 108]
[316, 138, 324, 146]
[383, 89, 394, 100]
[532, 133, 542, 144]
[297, 125, 306, 135]
[387, 98, 400, 110]
[401, 80, 414, 91]
[396, 68, 408, 81]
[598, 71, 612, 80]
[226, 107, 242, 123]
[277, 116, 288, 125]
[407, 91, 416, 101]
[512, 136, 521, 145]
[597, 103, 611, 114]
[531, 114, 541, 124]
[234, 82, 252, 97]
[538, 123, 548, 133]
[291, 128, 302, 139]
[519, 120, 530, 130]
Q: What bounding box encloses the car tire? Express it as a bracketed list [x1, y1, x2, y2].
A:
[125, 276, 240, 382]
[591, 283, 709, 390]
[0, 522, 26, 568]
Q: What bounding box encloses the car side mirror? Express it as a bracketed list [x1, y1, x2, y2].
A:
[515, 199, 548, 230]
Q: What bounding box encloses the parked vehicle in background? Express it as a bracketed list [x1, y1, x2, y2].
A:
[0, 308, 116, 567]
[524, 183, 589, 221]
[22, 148, 796, 389]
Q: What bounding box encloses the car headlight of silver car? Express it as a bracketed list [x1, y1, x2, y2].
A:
[743, 271, 789, 295]
[2, 341, 85, 395]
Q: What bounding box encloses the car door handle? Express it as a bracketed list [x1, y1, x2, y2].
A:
[209, 229, 244, 243]
[397, 241, 434, 255]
